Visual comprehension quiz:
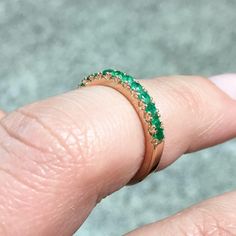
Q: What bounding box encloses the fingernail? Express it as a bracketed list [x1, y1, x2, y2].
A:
[209, 74, 236, 100]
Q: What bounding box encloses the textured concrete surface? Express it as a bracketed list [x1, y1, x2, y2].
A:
[0, 1, 236, 235]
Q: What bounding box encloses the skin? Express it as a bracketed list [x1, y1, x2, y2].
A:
[0, 76, 236, 235]
[0, 110, 5, 119]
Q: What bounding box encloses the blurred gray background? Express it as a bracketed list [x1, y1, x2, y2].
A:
[0, 0, 236, 235]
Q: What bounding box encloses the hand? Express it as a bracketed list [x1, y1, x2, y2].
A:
[0, 74, 236, 235]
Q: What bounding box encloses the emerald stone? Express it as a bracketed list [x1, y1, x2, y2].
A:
[145, 102, 156, 115]
[151, 114, 161, 127]
[138, 91, 151, 104]
[102, 69, 126, 80]
[102, 69, 114, 75]
[153, 128, 164, 140]
[121, 75, 134, 84]
[130, 81, 143, 92]
[113, 70, 125, 78]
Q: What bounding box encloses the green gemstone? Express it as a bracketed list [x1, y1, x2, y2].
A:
[145, 102, 156, 115]
[151, 114, 161, 127]
[138, 91, 151, 104]
[112, 70, 125, 78]
[121, 75, 134, 84]
[130, 81, 143, 92]
[102, 69, 114, 75]
[153, 128, 164, 140]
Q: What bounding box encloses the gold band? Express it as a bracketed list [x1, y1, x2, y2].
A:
[79, 69, 164, 184]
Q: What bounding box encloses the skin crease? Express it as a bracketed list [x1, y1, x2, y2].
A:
[0, 76, 235, 235]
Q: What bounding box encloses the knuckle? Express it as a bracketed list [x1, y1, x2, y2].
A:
[165, 76, 206, 117]
[0, 102, 100, 232]
[0, 104, 98, 171]
[0, 102, 101, 200]
[157, 76, 216, 153]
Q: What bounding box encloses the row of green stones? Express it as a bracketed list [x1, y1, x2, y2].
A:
[80, 69, 164, 142]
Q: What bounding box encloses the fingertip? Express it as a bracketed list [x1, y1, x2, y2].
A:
[209, 74, 236, 100]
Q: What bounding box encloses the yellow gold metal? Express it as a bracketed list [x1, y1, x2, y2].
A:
[131, 91, 139, 99]
[123, 83, 130, 89]
[138, 100, 146, 110]
[144, 112, 152, 122]
[97, 74, 103, 80]
[148, 125, 156, 135]
[113, 77, 120, 83]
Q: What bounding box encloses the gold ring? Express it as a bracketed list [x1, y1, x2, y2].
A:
[79, 69, 164, 185]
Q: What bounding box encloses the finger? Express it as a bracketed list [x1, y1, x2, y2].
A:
[126, 191, 236, 235]
[0, 75, 235, 235]
[0, 110, 6, 119]
[143, 75, 236, 169]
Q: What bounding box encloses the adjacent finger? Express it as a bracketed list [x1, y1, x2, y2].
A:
[126, 191, 236, 235]
[0, 75, 235, 235]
